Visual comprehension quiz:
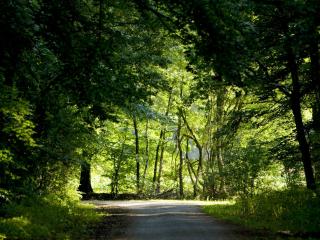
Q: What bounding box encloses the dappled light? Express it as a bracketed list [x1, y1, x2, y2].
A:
[1, 0, 320, 239]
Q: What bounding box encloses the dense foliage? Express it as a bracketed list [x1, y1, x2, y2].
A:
[1, 0, 319, 238]
[204, 188, 320, 235]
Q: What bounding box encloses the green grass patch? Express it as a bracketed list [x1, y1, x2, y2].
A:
[203, 188, 320, 235]
[0, 196, 102, 240]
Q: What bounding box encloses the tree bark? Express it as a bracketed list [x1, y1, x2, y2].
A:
[177, 114, 184, 198]
[133, 115, 140, 193]
[309, 30, 320, 183]
[185, 138, 196, 195]
[156, 138, 166, 194]
[141, 118, 149, 190]
[78, 161, 93, 195]
[287, 46, 316, 190]
[111, 135, 127, 195]
[217, 140, 226, 194]
[111, 154, 120, 195]
[153, 129, 164, 192]
[216, 86, 227, 195]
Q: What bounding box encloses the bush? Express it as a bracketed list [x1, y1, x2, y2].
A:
[203, 188, 320, 234]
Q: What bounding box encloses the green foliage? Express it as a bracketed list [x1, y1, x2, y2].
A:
[224, 139, 270, 197]
[0, 86, 37, 202]
[1, 0, 320, 236]
[0, 90, 35, 147]
[0, 0, 174, 202]
[0, 196, 101, 240]
[203, 188, 320, 234]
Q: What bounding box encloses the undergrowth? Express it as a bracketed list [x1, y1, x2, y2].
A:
[0, 195, 102, 240]
[203, 188, 320, 235]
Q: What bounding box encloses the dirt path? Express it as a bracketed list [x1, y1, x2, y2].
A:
[88, 200, 263, 240]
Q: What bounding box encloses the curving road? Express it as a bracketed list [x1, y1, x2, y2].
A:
[90, 200, 251, 240]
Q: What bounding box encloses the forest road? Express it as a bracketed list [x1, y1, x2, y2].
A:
[89, 200, 252, 240]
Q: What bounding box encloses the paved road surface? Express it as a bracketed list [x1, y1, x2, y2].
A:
[90, 200, 251, 240]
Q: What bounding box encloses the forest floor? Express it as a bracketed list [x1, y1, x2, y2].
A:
[86, 200, 279, 240]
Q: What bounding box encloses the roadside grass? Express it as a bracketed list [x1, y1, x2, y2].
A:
[0, 196, 102, 240]
[203, 188, 320, 236]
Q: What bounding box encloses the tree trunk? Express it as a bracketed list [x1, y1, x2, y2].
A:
[287, 46, 316, 190]
[185, 138, 197, 195]
[142, 118, 149, 190]
[217, 140, 226, 195]
[180, 109, 203, 198]
[194, 146, 203, 198]
[153, 89, 173, 193]
[309, 32, 320, 183]
[111, 154, 121, 195]
[177, 115, 184, 199]
[156, 137, 166, 194]
[153, 129, 164, 192]
[205, 95, 216, 199]
[215, 84, 227, 195]
[111, 136, 126, 195]
[133, 115, 140, 193]
[78, 161, 93, 195]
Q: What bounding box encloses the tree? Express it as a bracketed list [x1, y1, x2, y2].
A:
[138, 0, 319, 191]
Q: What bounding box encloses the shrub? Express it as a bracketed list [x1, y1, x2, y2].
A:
[203, 188, 320, 234]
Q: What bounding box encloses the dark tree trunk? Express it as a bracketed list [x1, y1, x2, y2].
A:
[111, 154, 120, 195]
[185, 138, 196, 195]
[177, 115, 184, 199]
[217, 140, 226, 195]
[309, 32, 320, 183]
[287, 46, 316, 190]
[204, 95, 216, 199]
[215, 79, 227, 195]
[111, 132, 128, 195]
[194, 146, 203, 198]
[133, 116, 140, 194]
[78, 162, 93, 195]
[153, 129, 164, 191]
[141, 119, 149, 190]
[156, 136, 166, 194]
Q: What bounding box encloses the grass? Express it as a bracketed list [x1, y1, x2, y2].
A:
[0, 196, 102, 240]
[203, 188, 320, 237]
